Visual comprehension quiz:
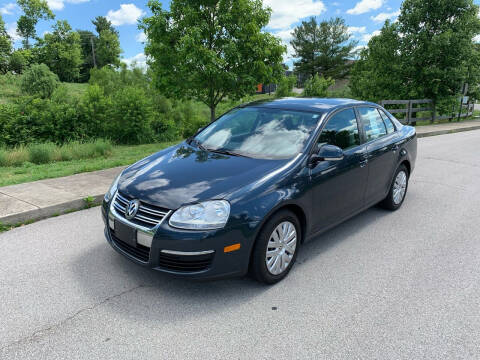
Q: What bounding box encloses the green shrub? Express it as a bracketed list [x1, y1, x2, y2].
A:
[21, 64, 59, 99]
[303, 75, 335, 98]
[108, 87, 155, 144]
[8, 50, 32, 74]
[27, 143, 56, 164]
[276, 75, 297, 98]
[327, 86, 353, 99]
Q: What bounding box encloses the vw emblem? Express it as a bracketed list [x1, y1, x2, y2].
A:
[125, 200, 140, 220]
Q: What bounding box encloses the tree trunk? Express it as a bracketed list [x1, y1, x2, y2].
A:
[210, 106, 216, 123]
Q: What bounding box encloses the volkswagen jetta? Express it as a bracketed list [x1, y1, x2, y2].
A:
[102, 98, 417, 284]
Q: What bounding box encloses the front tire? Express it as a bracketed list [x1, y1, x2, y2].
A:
[250, 210, 300, 284]
[380, 164, 409, 211]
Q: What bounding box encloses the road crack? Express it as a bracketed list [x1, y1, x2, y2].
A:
[1, 284, 147, 352]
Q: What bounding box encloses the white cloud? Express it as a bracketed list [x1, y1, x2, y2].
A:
[348, 26, 367, 34]
[263, 0, 326, 30]
[107, 4, 145, 26]
[474, 35, 480, 43]
[136, 32, 147, 43]
[371, 10, 400, 23]
[46, 0, 89, 11]
[0, 3, 17, 15]
[272, 28, 296, 60]
[122, 53, 148, 69]
[6, 23, 21, 42]
[362, 30, 381, 42]
[347, 0, 384, 15]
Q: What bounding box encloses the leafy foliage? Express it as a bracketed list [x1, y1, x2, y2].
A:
[0, 15, 12, 74]
[16, 0, 55, 49]
[303, 74, 335, 97]
[8, 50, 32, 74]
[351, 0, 480, 106]
[291, 17, 358, 81]
[275, 75, 297, 98]
[350, 21, 404, 102]
[142, 0, 285, 121]
[21, 63, 59, 98]
[35, 21, 83, 82]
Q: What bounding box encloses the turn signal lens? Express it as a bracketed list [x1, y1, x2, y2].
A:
[224, 243, 241, 253]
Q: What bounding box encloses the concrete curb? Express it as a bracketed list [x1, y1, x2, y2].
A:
[417, 125, 480, 138]
[0, 194, 104, 226]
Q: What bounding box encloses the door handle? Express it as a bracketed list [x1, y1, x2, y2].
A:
[360, 159, 368, 168]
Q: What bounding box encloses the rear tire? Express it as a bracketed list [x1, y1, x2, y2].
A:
[250, 210, 301, 284]
[380, 164, 409, 211]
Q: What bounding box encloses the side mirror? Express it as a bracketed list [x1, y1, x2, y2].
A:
[318, 144, 344, 161]
[309, 144, 344, 167]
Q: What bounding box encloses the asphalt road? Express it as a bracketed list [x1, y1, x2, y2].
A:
[1, 130, 480, 359]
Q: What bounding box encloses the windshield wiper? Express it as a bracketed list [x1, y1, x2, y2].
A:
[208, 148, 250, 158]
[189, 138, 208, 152]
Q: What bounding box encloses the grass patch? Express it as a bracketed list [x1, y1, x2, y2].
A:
[0, 140, 114, 167]
[0, 141, 179, 187]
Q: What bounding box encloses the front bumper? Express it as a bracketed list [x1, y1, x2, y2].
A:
[102, 199, 256, 280]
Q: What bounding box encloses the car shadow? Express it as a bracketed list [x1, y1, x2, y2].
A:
[70, 206, 392, 324]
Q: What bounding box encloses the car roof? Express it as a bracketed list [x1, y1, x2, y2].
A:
[240, 97, 379, 114]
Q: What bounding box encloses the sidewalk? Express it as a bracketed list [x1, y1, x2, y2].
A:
[0, 167, 124, 225]
[415, 118, 480, 137]
[1, 120, 479, 226]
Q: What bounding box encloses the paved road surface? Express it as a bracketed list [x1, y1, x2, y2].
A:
[1, 130, 480, 359]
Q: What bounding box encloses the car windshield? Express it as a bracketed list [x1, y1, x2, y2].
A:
[193, 107, 322, 159]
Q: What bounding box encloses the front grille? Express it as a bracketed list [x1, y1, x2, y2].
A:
[113, 192, 170, 228]
[159, 252, 214, 272]
[111, 231, 150, 262]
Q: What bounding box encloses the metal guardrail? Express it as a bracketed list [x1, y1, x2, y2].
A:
[379, 99, 474, 125]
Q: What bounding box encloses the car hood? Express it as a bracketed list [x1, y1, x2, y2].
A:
[117, 143, 291, 210]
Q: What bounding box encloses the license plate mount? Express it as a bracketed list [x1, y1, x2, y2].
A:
[114, 220, 137, 248]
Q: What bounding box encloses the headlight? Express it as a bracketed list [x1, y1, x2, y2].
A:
[104, 173, 121, 203]
[169, 200, 231, 230]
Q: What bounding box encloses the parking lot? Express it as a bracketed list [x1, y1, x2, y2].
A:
[1, 130, 480, 359]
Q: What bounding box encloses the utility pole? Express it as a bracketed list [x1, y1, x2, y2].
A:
[90, 36, 97, 68]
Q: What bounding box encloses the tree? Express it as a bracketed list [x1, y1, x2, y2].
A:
[96, 29, 121, 68]
[398, 0, 480, 103]
[16, 0, 55, 49]
[352, 0, 480, 105]
[36, 20, 83, 82]
[78, 30, 97, 82]
[350, 21, 405, 102]
[92, 16, 118, 36]
[142, 0, 286, 122]
[291, 17, 358, 81]
[0, 14, 12, 74]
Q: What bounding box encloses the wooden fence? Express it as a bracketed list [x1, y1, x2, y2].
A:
[379, 99, 474, 125]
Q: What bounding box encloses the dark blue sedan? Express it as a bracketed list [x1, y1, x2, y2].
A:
[102, 98, 417, 284]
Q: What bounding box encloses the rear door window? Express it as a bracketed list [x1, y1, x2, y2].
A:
[357, 107, 388, 141]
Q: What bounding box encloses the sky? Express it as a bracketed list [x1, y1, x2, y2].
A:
[0, 0, 449, 69]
